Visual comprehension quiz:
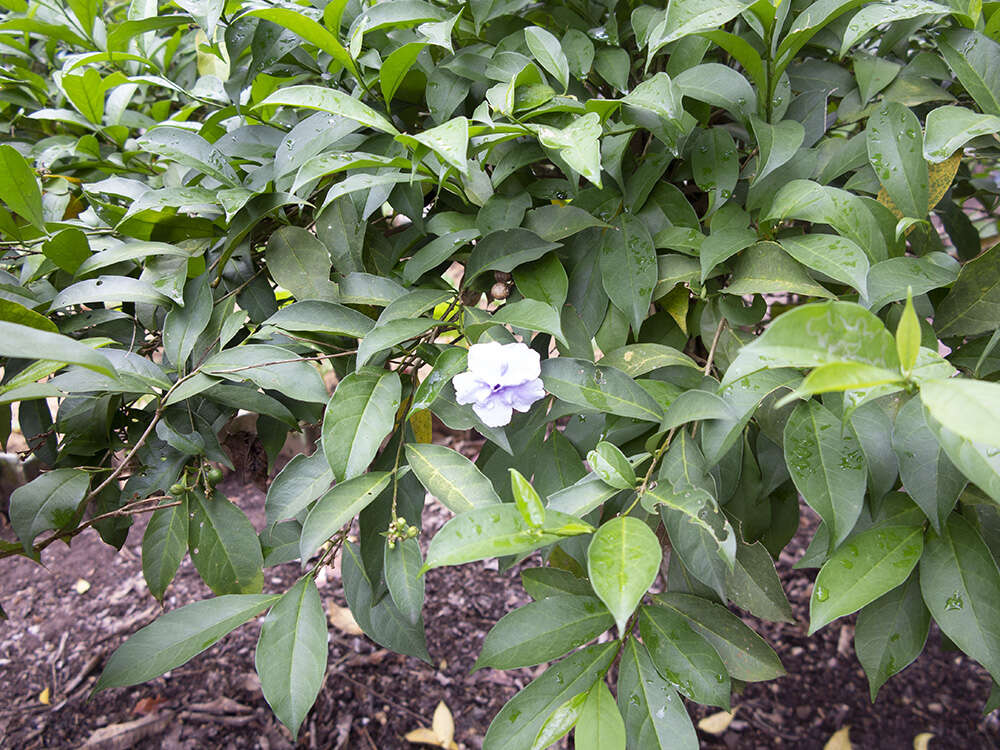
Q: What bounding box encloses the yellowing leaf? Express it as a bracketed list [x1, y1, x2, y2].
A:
[405, 702, 459, 749]
[660, 285, 689, 334]
[410, 409, 433, 444]
[825, 726, 853, 750]
[74, 578, 91, 595]
[38, 687, 50, 705]
[877, 152, 961, 219]
[914, 733, 934, 750]
[432, 701, 455, 747]
[327, 600, 363, 635]
[698, 708, 737, 735]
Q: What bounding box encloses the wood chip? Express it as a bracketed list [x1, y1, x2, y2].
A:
[81, 712, 171, 749]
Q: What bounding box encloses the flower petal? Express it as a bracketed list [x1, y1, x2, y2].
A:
[453, 372, 491, 405]
[501, 378, 546, 412]
[496, 342, 542, 385]
[467, 341, 506, 382]
[473, 397, 513, 427]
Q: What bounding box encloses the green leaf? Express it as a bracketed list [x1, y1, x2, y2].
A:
[726, 540, 795, 624]
[0, 145, 43, 230]
[51, 276, 172, 311]
[783, 400, 867, 548]
[163, 277, 213, 370]
[357, 318, 441, 369]
[897, 290, 920, 374]
[778, 234, 870, 293]
[464, 228, 561, 283]
[265, 450, 333, 529]
[587, 442, 636, 490]
[424, 505, 592, 571]
[598, 344, 697, 377]
[867, 255, 959, 313]
[534, 113, 603, 187]
[653, 592, 785, 681]
[141, 496, 189, 601]
[322, 370, 401, 482]
[138, 127, 239, 188]
[482, 642, 618, 750]
[257, 85, 399, 135]
[723, 301, 898, 385]
[750, 116, 805, 186]
[920, 379, 1000, 449]
[202, 345, 329, 404]
[540, 358, 663, 422]
[9, 468, 89, 552]
[189, 490, 265, 595]
[924, 105, 1000, 162]
[530, 692, 588, 750]
[384, 537, 425, 626]
[639, 605, 730, 708]
[262, 300, 374, 339]
[692, 128, 738, 214]
[928, 415, 1000, 506]
[510, 469, 545, 527]
[0, 299, 56, 333]
[42, 228, 90, 274]
[934, 243, 1000, 337]
[648, 0, 754, 51]
[255, 577, 327, 737]
[0, 321, 115, 377]
[855, 573, 930, 700]
[514, 254, 569, 309]
[94, 594, 279, 692]
[240, 7, 353, 72]
[937, 29, 1000, 117]
[791, 362, 903, 400]
[699, 228, 758, 283]
[403, 116, 469, 174]
[525, 26, 570, 92]
[475, 595, 614, 670]
[588, 517, 662, 633]
[524, 205, 609, 242]
[920, 514, 1000, 682]
[265, 227, 337, 303]
[403, 229, 480, 283]
[809, 525, 923, 634]
[600, 215, 657, 334]
[867, 102, 929, 219]
[380, 42, 426, 107]
[674, 63, 755, 124]
[493, 299, 565, 344]
[299, 472, 392, 559]
[839, 0, 953, 56]
[405, 443, 500, 513]
[617, 639, 698, 750]
[575, 679, 626, 750]
[521, 567, 593, 600]
[725, 242, 833, 299]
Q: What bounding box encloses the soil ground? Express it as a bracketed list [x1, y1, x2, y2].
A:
[1, 462, 999, 749]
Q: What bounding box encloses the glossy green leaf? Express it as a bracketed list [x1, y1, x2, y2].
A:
[322, 370, 400, 482]
[257, 85, 398, 134]
[265, 227, 337, 303]
[464, 228, 561, 284]
[867, 102, 928, 219]
[924, 105, 1000, 162]
[600, 215, 657, 334]
[0, 144, 44, 229]
[587, 442, 636, 490]
[540, 358, 663, 422]
[778, 234, 870, 293]
[575, 679, 626, 750]
[141, 496, 189, 601]
[639, 605, 730, 708]
[95, 594, 279, 692]
[510, 469, 545, 527]
[9, 468, 89, 552]
[255, 577, 327, 736]
[937, 29, 1000, 117]
[384, 537, 425, 626]
[920, 379, 1000, 449]
[202, 345, 329, 404]
[424, 505, 592, 571]
[405, 443, 500, 513]
[475, 595, 613, 670]
[725, 242, 833, 299]
[617, 639, 697, 750]
[0, 321, 115, 377]
[299, 472, 392, 559]
[726, 540, 795, 624]
[920, 514, 1000, 682]
[935, 243, 1000, 337]
[138, 127, 239, 187]
[783, 400, 867, 548]
[525, 26, 569, 91]
[587, 517, 662, 633]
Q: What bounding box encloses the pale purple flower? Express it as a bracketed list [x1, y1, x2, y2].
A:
[452, 342, 546, 427]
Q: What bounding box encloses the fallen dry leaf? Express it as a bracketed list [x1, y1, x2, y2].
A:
[914, 733, 934, 749]
[825, 726, 853, 750]
[38, 687, 50, 705]
[328, 600, 363, 635]
[697, 708, 737, 735]
[132, 696, 169, 716]
[405, 701, 459, 750]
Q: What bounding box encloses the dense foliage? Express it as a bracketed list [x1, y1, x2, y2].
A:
[5, 0, 1000, 745]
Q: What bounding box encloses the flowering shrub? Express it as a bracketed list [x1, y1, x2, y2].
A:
[4, 0, 1000, 746]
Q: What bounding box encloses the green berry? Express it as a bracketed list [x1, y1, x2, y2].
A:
[206, 466, 223, 486]
[169, 483, 186, 496]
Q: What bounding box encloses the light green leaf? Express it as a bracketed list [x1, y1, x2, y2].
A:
[897, 290, 920, 374]
[138, 127, 239, 188]
[779, 234, 870, 293]
[380, 42, 426, 107]
[867, 102, 928, 219]
[750, 116, 805, 186]
[599, 344, 698, 376]
[617, 639, 698, 750]
[265, 451, 334, 529]
[202, 345, 329, 404]
[588, 517, 662, 633]
[51, 276, 172, 310]
[0, 145, 43, 230]
[0, 321, 115, 377]
[587, 442, 636, 490]
[920, 378, 1000, 449]
[575, 679, 626, 750]
[725, 242, 833, 299]
[494, 299, 565, 343]
[403, 116, 469, 174]
[525, 26, 570, 91]
[257, 85, 399, 135]
[809, 525, 924, 634]
[424, 505, 593, 571]
[541, 358, 663, 422]
[262, 301, 374, 339]
[924, 105, 1000, 162]
[937, 29, 1000, 117]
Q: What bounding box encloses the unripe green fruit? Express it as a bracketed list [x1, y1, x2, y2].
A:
[206, 467, 223, 486]
[169, 483, 186, 496]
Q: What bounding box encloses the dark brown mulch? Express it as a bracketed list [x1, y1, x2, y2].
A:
[1, 472, 998, 749]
